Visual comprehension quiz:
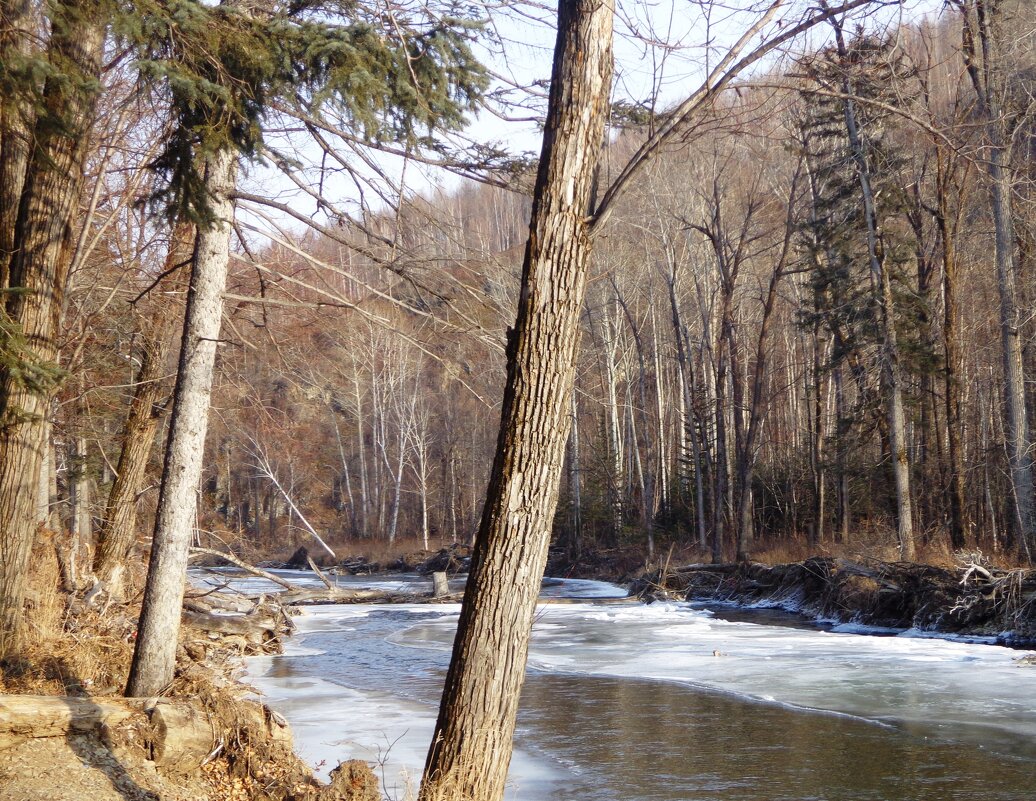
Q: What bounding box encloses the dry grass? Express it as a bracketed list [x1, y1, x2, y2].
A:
[0, 532, 136, 696]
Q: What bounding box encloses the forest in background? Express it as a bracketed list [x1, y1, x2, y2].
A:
[17, 1, 1036, 589]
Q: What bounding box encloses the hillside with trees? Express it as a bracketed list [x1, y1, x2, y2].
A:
[38, 5, 1033, 572]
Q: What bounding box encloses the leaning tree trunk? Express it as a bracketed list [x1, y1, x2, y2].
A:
[0, 1, 105, 658]
[418, 2, 613, 799]
[93, 223, 193, 596]
[125, 150, 237, 697]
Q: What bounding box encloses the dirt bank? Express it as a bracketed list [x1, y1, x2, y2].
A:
[0, 539, 383, 801]
[629, 557, 1036, 645]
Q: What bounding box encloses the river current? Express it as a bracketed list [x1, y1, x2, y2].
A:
[211, 571, 1036, 800]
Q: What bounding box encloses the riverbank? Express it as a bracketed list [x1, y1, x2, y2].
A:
[0, 542, 382, 801]
[279, 540, 1036, 646]
[629, 556, 1036, 646]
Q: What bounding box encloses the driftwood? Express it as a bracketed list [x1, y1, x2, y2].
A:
[182, 609, 279, 640]
[185, 549, 469, 615]
[184, 590, 261, 615]
[0, 695, 139, 749]
[189, 547, 296, 591]
[147, 699, 216, 773]
[307, 554, 337, 591]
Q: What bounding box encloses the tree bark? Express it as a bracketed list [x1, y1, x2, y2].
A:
[125, 149, 237, 697]
[94, 224, 193, 595]
[0, 0, 34, 288]
[419, 2, 613, 798]
[0, 1, 105, 657]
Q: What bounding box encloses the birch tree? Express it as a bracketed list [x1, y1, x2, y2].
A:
[125, 0, 486, 695]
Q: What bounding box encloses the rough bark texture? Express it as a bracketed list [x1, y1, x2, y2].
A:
[0, 0, 34, 288]
[418, 2, 613, 799]
[93, 223, 193, 594]
[125, 150, 237, 697]
[0, 1, 105, 657]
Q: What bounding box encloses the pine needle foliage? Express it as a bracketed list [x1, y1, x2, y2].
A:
[117, 0, 488, 226]
[796, 34, 926, 372]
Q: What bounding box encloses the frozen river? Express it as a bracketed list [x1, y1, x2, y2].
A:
[216, 572, 1036, 800]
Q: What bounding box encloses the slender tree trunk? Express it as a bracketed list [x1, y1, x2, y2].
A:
[0, 2, 105, 657]
[668, 273, 707, 548]
[935, 153, 967, 550]
[351, 367, 370, 537]
[832, 20, 914, 559]
[809, 328, 828, 548]
[835, 365, 850, 544]
[419, 2, 613, 797]
[125, 149, 238, 697]
[601, 299, 624, 541]
[94, 224, 192, 594]
[566, 390, 582, 559]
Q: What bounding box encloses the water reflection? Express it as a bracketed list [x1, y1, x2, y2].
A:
[518, 674, 1035, 801]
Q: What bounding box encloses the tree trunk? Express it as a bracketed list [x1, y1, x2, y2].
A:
[0, 0, 34, 288]
[94, 224, 193, 595]
[0, 2, 105, 657]
[935, 151, 967, 550]
[125, 149, 237, 697]
[566, 390, 582, 559]
[831, 20, 915, 560]
[419, 2, 613, 798]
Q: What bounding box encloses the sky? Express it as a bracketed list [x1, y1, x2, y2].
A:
[237, 0, 949, 244]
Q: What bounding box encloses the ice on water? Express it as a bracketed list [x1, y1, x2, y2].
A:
[239, 574, 1036, 797]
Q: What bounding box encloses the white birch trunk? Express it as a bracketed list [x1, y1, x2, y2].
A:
[125, 148, 237, 697]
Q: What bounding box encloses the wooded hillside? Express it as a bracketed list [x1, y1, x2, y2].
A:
[7, 1, 1036, 602]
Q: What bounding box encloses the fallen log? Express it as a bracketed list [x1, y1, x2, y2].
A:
[189, 547, 297, 591]
[0, 695, 138, 749]
[147, 699, 216, 774]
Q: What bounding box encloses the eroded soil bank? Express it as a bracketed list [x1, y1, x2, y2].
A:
[628, 557, 1036, 646]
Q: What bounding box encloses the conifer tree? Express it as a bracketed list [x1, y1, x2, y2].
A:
[125, 0, 486, 697]
[797, 28, 925, 557]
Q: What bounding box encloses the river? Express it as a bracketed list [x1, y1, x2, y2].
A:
[216, 571, 1036, 800]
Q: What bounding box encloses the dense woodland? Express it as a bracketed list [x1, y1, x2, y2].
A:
[20, 3, 1034, 576]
